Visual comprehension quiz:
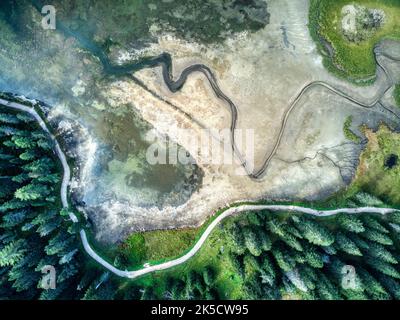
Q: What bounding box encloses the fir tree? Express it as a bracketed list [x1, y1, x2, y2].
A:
[336, 214, 365, 233]
[334, 232, 362, 256]
[294, 216, 334, 246]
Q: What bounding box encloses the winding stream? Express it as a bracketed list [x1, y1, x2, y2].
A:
[32, 7, 400, 179]
[1, 2, 400, 278]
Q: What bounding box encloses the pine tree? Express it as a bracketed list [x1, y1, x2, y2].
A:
[0, 113, 20, 124]
[15, 112, 34, 123]
[59, 249, 79, 265]
[202, 267, 215, 287]
[242, 276, 262, 299]
[36, 139, 53, 151]
[246, 212, 263, 226]
[285, 268, 308, 292]
[8, 268, 38, 293]
[292, 250, 307, 264]
[348, 233, 370, 251]
[45, 232, 73, 256]
[36, 219, 59, 237]
[366, 242, 397, 264]
[262, 284, 281, 300]
[271, 243, 296, 272]
[321, 244, 337, 256]
[15, 183, 50, 201]
[243, 227, 262, 256]
[341, 288, 369, 300]
[365, 257, 400, 279]
[0, 107, 84, 300]
[297, 264, 318, 291]
[19, 149, 38, 161]
[228, 223, 245, 254]
[284, 223, 303, 239]
[328, 257, 364, 294]
[256, 227, 272, 251]
[282, 232, 304, 252]
[11, 136, 36, 149]
[82, 281, 116, 300]
[294, 216, 334, 246]
[58, 263, 79, 283]
[361, 229, 393, 246]
[0, 240, 26, 267]
[389, 212, 400, 224]
[243, 254, 261, 277]
[184, 271, 199, 299]
[302, 242, 325, 269]
[140, 287, 156, 300]
[267, 218, 303, 251]
[266, 218, 285, 237]
[0, 198, 29, 212]
[315, 271, 341, 300]
[357, 267, 390, 300]
[12, 173, 30, 184]
[2, 209, 28, 228]
[361, 215, 389, 234]
[353, 192, 383, 206]
[204, 288, 218, 300]
[229, 253, 245, 280]
[0, 126, 24, 136]
[22, 158, 54, 175]
[336, 214, 365, 233]
[260, 253, 276, 286]
[39, 281, 67, 300]
[334, 232, 362, 256]
[37, 173, 60, 184]
[379, 274, 400, 300]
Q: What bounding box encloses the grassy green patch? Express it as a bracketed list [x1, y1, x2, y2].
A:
[120, 233, 146, 265]
[343, 115, 361, 143]
[118, 216, 250, 299]
[309, 0, 400, 81]
[353, 125, 400, 204]
[324, 124, 400, 207]
[120, 228, 198, 266]
[142, 228, 198, 261]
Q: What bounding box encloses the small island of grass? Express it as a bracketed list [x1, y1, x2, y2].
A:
[309, 0, 400, 81]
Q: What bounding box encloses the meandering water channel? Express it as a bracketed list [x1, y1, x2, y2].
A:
[1, 2, 400, 278]
[36, 9, 400, 179]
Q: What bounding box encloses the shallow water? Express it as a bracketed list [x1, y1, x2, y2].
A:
[0, 2, 203, 218]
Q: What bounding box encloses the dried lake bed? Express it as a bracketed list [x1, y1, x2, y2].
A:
[0, 0, 400, 243]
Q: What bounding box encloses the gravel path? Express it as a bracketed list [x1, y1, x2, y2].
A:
[1, 98, 398, 279]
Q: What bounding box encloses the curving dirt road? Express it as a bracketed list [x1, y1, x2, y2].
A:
[1, 95, 399, 279]
[109, 204, 399, 279]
